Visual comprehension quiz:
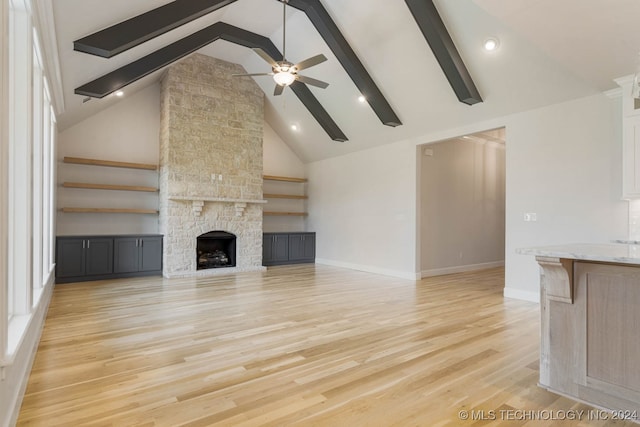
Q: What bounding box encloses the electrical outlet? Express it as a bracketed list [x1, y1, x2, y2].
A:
[218, 174, 223, 181]
[524, 213, 537, 222]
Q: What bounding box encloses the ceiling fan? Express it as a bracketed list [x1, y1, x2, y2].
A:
[234, 0, 329, 96]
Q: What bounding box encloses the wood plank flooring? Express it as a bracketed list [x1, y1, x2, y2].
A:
[17, 265, 637, 426]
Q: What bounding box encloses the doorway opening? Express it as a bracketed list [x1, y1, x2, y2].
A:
[418, 127, 506, 277]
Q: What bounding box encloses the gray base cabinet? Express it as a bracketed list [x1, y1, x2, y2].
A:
[288, 233, 316, 261]
[56, 237, 113, 279]
[263, 233, 290, 264]
[263, 232, 315, 266]
[56, 235, 162, 283]
[114, 236, 163, 274]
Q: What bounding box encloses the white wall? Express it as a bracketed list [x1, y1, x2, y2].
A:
[420, 137, 506, 276]
[263, 123, 308, 232]
[504, 93, 627, 301]
[56, 94, 308, 236]
[306, 93, 628, 294]
[263, 123, 305, 177]
[307, 139, 419, 279]
[56, 84, 161, 235]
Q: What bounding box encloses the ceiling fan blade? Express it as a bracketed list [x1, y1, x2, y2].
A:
[294, 54, 327, 71]
[232, 73, 274, 77]
[274, 84, 285, 96]
[296, 75, 329, 89]
[252, 48, 279, 67]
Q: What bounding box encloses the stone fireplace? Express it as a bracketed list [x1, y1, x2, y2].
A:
[159, 54, 266, 278]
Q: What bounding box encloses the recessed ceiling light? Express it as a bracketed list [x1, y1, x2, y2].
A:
[115, 90, 124, 97]
[358, 95, 366, 103]
[291, 124, 298, 131]
[483, 37, 499, 52]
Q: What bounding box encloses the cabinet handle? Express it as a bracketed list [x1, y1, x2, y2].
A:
[136, 239, 139, 247]
[82, 240, 85, 249]
[87, 240, 90, 249]
[140, 239, 143, 247]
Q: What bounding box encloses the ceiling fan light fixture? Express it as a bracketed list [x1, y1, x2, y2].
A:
[234, 0, 328, 96]
[273, 71, 296, 86]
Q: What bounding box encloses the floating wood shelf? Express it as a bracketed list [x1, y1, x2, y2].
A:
[63, 182, 158, 192]
[263, 175, 307, 183]
[61, 208, 158, 214]
[263, 193, 308, 200]
[263, 211, 308, 216]
[64, 156, 158, 171]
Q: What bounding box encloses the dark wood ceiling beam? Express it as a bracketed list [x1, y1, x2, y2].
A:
[73, 0, 239, 58]
[75, 22, 348, 142]
[404, 0, 482, 105]
[74, 0, 400, 128]
[284, 0, 402, 127]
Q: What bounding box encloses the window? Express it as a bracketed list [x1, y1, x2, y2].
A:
[32, 40, 43, 297]
[2, 0, 58, 362]
[0, 0, 10, 361]
[41, 83, 52, 285]
[8, 0, 32, 320]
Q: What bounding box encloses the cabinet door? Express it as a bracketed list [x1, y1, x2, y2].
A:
[139, 237, 163, 272]
[85, 238, 113, 276]
[262, 234, 274, 264]
[273, 235, 289, 262]
[301, 233, 316, 260]
[114, 237, 139, 273]
[288, 234, 304, 261]
[289, 234, 315, 261]
[56, 238, 85, 278]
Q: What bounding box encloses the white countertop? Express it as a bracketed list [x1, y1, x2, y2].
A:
[516, 243, 640, 265]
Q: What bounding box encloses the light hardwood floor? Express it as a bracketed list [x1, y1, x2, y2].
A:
[17, 265, 637, 426]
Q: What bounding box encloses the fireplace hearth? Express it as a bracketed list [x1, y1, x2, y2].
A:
[197, 231, 236, 270]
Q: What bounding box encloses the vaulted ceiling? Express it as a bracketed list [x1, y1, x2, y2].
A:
[50, 0, 640, 162]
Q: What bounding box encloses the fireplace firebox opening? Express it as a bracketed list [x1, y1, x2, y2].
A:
[196, 231, 236, 270]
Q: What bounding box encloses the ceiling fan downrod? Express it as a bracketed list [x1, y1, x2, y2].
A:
[282, 0, 288, 62]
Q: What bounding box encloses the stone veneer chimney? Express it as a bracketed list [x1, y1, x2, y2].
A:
[159, 54, 266, 277]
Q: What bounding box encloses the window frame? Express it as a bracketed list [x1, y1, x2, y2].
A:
[2, 0, 58, 365]
[0, 0, 10, 365]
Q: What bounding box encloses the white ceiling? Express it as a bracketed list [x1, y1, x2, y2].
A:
[48, 0, 640, 162]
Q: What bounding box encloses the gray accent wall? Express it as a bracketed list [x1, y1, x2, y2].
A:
[420, 135, 506, 275]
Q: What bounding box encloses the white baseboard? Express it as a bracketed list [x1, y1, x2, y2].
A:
[315, 258, 420, 280]
[421, 260, 505, 278]
[503, 287, 539, 303]
[2, 275, 54, 427]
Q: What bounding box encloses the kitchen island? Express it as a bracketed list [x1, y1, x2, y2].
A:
[517, 243, 640, 421]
